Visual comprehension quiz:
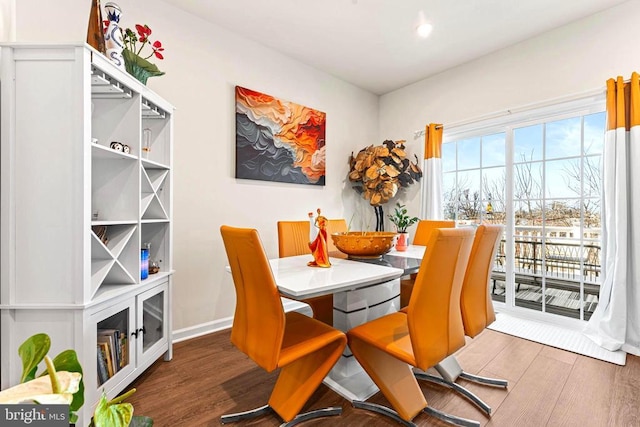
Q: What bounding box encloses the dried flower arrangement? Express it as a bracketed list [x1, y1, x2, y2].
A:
[348, 140, 422, 230]
[348, 139, 422, 206]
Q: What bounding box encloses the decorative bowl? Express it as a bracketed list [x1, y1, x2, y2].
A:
[331, 231, 398, 259]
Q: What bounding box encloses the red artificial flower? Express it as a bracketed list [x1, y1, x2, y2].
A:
[152, 40, 165, 59]
[135, 24, 151, 37]
[123, 24, 166, 61]
[135, 24, 152, 42]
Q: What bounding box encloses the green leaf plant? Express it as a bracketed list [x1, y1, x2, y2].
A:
[388, 202, 419, 233]
[0, 333, 152, 427]
[90, 389, 153, 427]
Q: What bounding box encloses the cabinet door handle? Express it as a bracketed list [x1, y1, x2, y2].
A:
[131, 327, 146, 338]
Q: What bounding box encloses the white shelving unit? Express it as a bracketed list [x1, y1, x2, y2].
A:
[0, 43, 174, 425]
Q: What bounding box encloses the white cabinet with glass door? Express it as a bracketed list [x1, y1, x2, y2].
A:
[0, 43, 174, 426]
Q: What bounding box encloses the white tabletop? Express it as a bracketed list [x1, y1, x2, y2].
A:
[385, 245, 426, 259]
[269, 255, 404, 299]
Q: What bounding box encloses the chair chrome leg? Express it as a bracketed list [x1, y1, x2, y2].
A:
[414, 372, 492, 415]
[280, 407, 342, 426]
[459, 371, 508, 388]
[435, 355, 464, 383]
[220, 404, 273, 423]
[223, 404, 342, 425]
[353, 401, 416, 427]
[424, 406, 480, 427]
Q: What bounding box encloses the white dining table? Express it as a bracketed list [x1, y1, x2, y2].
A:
[269, 255, 404, 299]
[267, 249, 421, 401]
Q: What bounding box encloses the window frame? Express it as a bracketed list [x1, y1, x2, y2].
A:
[439, 92, 606, 325]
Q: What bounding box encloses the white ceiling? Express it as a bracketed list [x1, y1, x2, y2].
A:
[163, 0, 628, 95]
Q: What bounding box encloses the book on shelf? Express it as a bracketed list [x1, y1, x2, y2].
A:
[97, 329, 120, 376]
[97, 341, 114, 379]
[119, 334, 128, 369]
[96, 344, 109, 385]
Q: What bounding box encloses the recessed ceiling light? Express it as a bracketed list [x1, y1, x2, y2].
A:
[417, 23, 433, 38]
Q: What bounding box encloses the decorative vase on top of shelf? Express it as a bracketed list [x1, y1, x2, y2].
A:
[86, 0, 106, 54]
[103, 2, 125, 71]
[122, 23, 166, 85]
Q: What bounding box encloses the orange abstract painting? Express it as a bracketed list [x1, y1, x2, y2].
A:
[235, 86, 326, 185]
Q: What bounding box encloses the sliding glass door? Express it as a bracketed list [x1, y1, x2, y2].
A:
[441, 107, 605, 322]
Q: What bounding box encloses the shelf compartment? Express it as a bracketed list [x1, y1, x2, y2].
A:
[92, 93, 141, 156]
[141, 196, 168, 220]
[141, 166, 169, 220]
[92, 224, 137, 259]
[141, 114, 171, 166]
[92, 220, 138, 226]
[102, 260, 137, 285]
[142, 98, 166, 119]
[92, 144, 137, 161]
[96, 306, 131, 386]
[91, 66, 133, 99]
[140, 193, 154, 217]
[141, 223, 170, 276]
[92, 158, 139, 222]
[118, 227, 142, 283]
[91, 258, 116, 296]
[141, 158, 169, 170]
[141, 168, 154, 195]
[145, 169, 169, 193]
[91, 230, 113, 261]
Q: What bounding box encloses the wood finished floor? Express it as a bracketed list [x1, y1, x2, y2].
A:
[127, 328, 640, 426]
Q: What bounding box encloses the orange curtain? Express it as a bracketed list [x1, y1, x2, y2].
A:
[585, 72, 640, 356]
[422, 123, 444, 219]
[424, 123, 443, 160]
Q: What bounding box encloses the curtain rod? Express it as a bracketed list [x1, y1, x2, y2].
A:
[412, 125, 442, 140]
[412, 86, 606, 140]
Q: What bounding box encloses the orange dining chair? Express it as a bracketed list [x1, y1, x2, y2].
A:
[400, 219, 456, 307]
[220, 225, 347, 425]
[415, 224, 508, 416]
[277, 219, 348, 325]
[347, 228, 478, 426]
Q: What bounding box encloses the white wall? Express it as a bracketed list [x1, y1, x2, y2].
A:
[10, 0, 380, 333]
[9, 0, 638, 336]
[0, 0, 15, 41]
[379, 0, 640, 220]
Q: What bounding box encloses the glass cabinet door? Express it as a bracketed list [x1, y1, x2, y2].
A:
[136, 282, 169, 364]
[92, 299, 136, 392]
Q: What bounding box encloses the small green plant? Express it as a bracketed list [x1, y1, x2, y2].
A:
[0, 333, 152, 427]
[3, 333, 85, 423]
[388, 203, 419, 233]
[90, 389, 152, 427]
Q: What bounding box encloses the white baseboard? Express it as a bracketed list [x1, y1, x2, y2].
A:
[172, 298, 313, 343]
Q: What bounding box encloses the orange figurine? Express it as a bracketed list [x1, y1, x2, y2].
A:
[308, 208, 331, 268]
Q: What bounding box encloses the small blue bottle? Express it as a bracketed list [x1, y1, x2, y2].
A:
[141, 244, 150, 280]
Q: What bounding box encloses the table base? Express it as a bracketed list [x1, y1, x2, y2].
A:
[324, 278, 401, 401]
[324, 360, 378, 401]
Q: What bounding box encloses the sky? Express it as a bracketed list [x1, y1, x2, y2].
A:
[442, 111, 605, 210]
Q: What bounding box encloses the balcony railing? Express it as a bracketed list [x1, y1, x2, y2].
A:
[490, 225, 601, 320]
